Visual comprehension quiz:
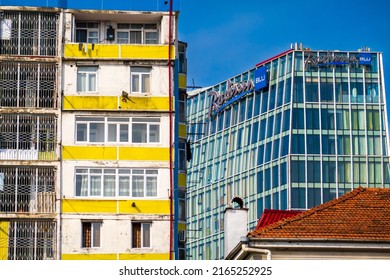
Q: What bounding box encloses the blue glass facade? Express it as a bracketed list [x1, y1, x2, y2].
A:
[186, 47, 390, 260]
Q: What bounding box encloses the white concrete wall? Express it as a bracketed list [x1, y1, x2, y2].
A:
[61, 216, 170, 255]
[62, 63, 169, 96]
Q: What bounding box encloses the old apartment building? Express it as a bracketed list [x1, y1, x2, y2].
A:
[0, 0, 187, 260]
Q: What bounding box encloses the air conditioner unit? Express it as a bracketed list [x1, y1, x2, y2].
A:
[178, 230, 186, 242]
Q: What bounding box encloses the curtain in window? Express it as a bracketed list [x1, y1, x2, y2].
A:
[146, 177, 157, 196]
[90, 175, 101, 196]
[132, 175, 144, 197]
[103, 175, 115, 197]
[76, 174, 88, 196]
[119, 176, 130, 196]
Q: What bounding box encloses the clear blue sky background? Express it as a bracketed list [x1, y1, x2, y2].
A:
[178, 0, 390, 91]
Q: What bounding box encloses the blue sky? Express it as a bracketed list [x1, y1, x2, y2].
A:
[178, 0, 390, 89]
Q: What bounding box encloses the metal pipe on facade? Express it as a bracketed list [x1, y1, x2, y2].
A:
[167, 0, 174, 260]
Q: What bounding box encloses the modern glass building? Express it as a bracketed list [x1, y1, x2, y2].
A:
[186, 44, 390, 260]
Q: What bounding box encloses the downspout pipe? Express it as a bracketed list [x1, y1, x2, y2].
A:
[167, 0, 174, 260]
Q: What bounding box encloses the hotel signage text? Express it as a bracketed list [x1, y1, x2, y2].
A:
[208, 80, 254, 118]
[305, 51, 372, 68]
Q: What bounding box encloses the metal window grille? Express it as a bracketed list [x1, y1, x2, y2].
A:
[0, 166, 56, 213]
[0, 114, 58, 160]
[0, 11, 58, 56]
[0, 61, 58, 108]
[2, 220, 57, 260]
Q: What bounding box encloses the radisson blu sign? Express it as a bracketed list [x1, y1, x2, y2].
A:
[208, 66, 267, 118]
[305, 51, 372, 67]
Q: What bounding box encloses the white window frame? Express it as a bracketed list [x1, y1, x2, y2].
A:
[75, 168, 158, 198]
[131, 67, 151, 94]
[77, 66, 98, 93]
[132, 222, 152, 249]
[131, 118, 160, 143]
[75, 22, 99, 43]
[116, 23, 159, 45]
[75, 116, 160, 144]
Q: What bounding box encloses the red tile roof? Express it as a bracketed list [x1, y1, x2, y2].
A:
[255, 209, 302, 230]
[248, 187, 390, 241]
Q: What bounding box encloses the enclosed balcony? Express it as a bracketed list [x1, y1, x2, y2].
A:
[0, 166, 56, 214]
[0, 219, 57, 260]
[0, 61, 58, 109]
[0, 114, 58, 161]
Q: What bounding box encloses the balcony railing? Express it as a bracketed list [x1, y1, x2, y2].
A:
[0, 114, 58, 161]
[0, 61, 58, 109]
[0, 166, 56, 214]
[0, 220, 57, 260]
[64, 43, 174, 60]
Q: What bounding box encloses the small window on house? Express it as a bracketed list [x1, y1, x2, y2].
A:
[132, 222, 151, 248]
[82, 221, 101, 248]
[77, 66, 98, 92]
[131, 67, 151, 94]
[132, 118, 160, 143]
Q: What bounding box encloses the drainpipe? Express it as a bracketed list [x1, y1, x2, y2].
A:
[167, 0, 174, 260]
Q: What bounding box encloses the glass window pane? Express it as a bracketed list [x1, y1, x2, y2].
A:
[77, 73, 86, 92]
[141, 74, 150, 93]
[90, 175, 101, 196]
[132, 175, 144, 197]
[88, 73, 96, 91]
[89, 123, 105, 142]
[132, 74, 140, 92]
[119, 176, 130, 196]
[108, 124, 117, 142]
[146, 176, 157, 196]
[149, 124, 160, 142]
[103, 175, 115, 196]
[77, 123, 87, 141]
[120, 124, 129, 142]
[132, 123, 147, 143]
[92, 223, 101, 247]
[130, 31, 142, 44]
[142, 224, 151, 247]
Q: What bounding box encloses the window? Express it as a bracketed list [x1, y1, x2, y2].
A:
[76, 22, 99, 43]
[132, 222, 151, 248]
[117, 23, 159, 44]
[75, 116, 160, 144]
[77, 66, 98, 92]
[75, 168, 158, 198]
[131, 67, 151, 94]
[132, 118, 160, 143]
[82, 222, 101, 248]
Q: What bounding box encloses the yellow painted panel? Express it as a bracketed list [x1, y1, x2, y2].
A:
[62, 199, 170, 214]
[118, 147, 169, 161]
[178, 124, 187, 138]
[62, 254, 117, 260]
[0, 221, 9, 260]
[63, 96, 118, 110]
[119, 253, 169, 260]
[62, 199, 117, 213]
[61, 253, 169, 260]
[63, 95, 171, 111]
[118, 200, 170, 214]
[178, 173, 186, 187]
[62, 146, 117, 161]
[121, 45, 174, 60]
[119, 96, 170, 111]
[179, 73, 187, 89]
[64, 44, 175, 60]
